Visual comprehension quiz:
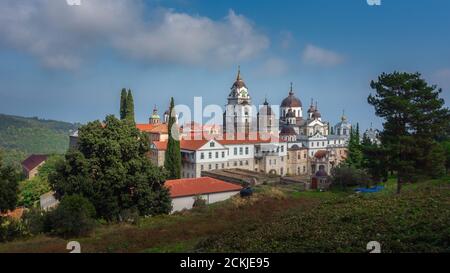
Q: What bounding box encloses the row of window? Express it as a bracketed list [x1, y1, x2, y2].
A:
[310, 139, 343, 147]
[200, 160, 250, 171]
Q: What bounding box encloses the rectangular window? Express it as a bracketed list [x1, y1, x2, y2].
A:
[215, 152, 219, 158]
[222, 151, 225, 158]
[239, 147, 243, 155]
[209, 164, 212, 170]
[245, 147, 249, 155]
[234, 147, 237, 155]
[210, 142, 215, 147]
[208, 152, 212, 159]
[200, 153, 204, 159]
[215, 164, 218, 169]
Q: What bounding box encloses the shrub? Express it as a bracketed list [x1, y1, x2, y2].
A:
[331, 165, 371, 188]
[22, 208, 46, 235]
[0, 217, 27, 242]
[45, 195, 96, 237]
[119, 207, 140, 225]
[193, 196, 207, 208]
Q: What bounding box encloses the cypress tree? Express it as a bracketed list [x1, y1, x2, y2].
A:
[164, 97, 181, 179]
[126, 89, 135, 123]
[120, 88, 127, 120]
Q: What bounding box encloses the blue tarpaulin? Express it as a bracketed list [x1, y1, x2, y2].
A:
[354, 185, 385, 193]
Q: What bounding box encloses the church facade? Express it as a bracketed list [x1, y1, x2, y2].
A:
[140, 68, 351, 180]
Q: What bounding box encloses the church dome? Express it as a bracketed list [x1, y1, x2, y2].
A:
[312, 110, 322, 119]
[281, 83, 302, 108]
[280, 125, 296, 136]
[231, 67, 247, 90]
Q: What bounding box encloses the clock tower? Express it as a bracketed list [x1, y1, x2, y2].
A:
[223, 67, 254, 137]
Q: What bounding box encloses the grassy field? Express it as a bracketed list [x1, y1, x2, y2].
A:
[0, 176, 449, 253]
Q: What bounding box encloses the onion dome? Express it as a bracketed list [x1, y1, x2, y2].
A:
[231, 66, 247, 90]
[311, 102, 321, 119]
[151, 106, 160, 119]
[280, 125, 296, 136]
[281, 83, 302, 108]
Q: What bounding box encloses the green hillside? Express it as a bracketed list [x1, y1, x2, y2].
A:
[0, 114, 79, 167]
[0, 177, 448, 253]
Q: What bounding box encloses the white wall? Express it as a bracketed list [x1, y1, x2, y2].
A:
[171, 191, 240, 213]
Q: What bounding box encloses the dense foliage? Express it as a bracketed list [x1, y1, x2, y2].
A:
[330, 165, 371, 188]
[44, 195, 96, 237]
[164, 97, 181, 179]
[49, 115, 172, 220]
[368, 72, 450, 193]
[0, 150, 20, 213]
[197, 178, 450, 253]
[0, 114, 78, 167]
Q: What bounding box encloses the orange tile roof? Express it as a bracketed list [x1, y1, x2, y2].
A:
[1, 207, 26, 220]
[152, 141, 168, 151]
[136, 123, 168, 134]
[165, 177, 242, 198]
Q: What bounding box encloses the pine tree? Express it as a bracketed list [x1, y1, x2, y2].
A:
[164, 98, 181, 179]
[126, 89, 135, 123]
[120, 88, 127, 120]
[368, 71, 450, 193]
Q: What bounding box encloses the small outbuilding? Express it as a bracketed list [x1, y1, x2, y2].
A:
[21, 154, 48, 179]
[165, 177, 242, 213]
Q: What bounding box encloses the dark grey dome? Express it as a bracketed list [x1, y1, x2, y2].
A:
[281, 93, 302, 108]
[280, 126, 296, 135]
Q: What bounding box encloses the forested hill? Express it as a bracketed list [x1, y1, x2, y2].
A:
[0, 113, 79, 167]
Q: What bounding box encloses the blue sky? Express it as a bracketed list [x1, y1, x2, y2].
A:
[0, 0, 449, 131]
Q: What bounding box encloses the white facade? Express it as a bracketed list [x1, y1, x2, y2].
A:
[171, 191, 240, 213]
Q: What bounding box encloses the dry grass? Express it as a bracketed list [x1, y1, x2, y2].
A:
[0, 188, 318, 253]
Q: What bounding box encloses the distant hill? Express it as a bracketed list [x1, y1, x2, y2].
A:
[0, 114, 79, 168]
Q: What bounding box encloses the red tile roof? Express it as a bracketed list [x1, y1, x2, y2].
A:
[136, 123, 168, 134]
[151, 133, 283, 152]
[21, 154, 48, 171]
[165, 177, 242, 198]
[1, 207, 26, 220]
[314, 150, 328, 159]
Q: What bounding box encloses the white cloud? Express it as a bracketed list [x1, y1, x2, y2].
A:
[302, 44, 344, 67]
[280, 31, 294, 49]
[0, 0, 269, 69]
[257, 58, 289, 76]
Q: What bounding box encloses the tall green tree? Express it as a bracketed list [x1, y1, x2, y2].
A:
[126, 89, 135, 123]
[361, 133, 388, 184]
[120, 88, 127, 120]
[49, 116, 172, 220]
[345, 125, 363, 168]
[164, 98, 181, 179]
[368, 72, 450, 193]
[0, 149, 19, 213]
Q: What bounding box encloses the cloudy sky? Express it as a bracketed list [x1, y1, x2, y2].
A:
[0, 0, 449, 130]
